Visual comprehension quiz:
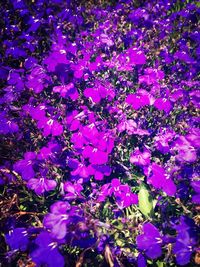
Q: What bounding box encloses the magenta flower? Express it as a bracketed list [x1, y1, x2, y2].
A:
[100, 33, 114, 46]
[147, 163, 176, 196]
[66, 110, 82, 131]
[130, 147, 151, 166]
[126, 93, 150, 110]
[154, 98, 172, 113]
[37, 117, 63, 137]
[84, 81, 115, 103]
[82, 145, 109, 165]
[118, 119, 150, 136]
[139, 68, 164, 85]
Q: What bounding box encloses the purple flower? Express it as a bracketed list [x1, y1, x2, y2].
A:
[147, 163, 176, 196]
[191, 180, 200, 204]
[109, 179, 138, 208]
[25, 65, 50, 94]
[173, 216, 199, 266]
[82, 145, 109, 165]
[5, 228, 29, 252]
[37, 117, 63, 137]
[53, 83, 79, 101]
[185, 128, 200, 148]
[154, 98, 172, 113]
[136, 223, 162, 259]
[26, 104, 46, 120]
[7, 70, 24, 92]
[88, 164, 112, 181]
[137, 253, 147, 267]
[154, 128, 176, 153]
[171, 136, 197, 163]
[139, 68, 164, 85]
[13, 152, 37, 180]
[84, 81, 115, 103]
[43, 50, 69, 72]
[174, 51, 195, 64]
[130, 147, 151, 166]
[108, 47, 146, 71]
[0, 113, 19, 134]
[126, 93, 150, 110]
[96, 183, 111, 202]
[64, 181, 83, 200]
[27, 177, 57, 195]
[38, 142, 61, 160]
[68, 158, 90, 179]
[43, 201, 71, 240]
[30, 231, 64, 267]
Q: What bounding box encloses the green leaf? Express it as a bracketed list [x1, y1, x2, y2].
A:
[156, 260, 165, 267]
[195, 1, 200, 8]
[138, 184, 154, 218]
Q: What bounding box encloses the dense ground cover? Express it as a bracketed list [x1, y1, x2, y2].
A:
[0, 0, 200, 266]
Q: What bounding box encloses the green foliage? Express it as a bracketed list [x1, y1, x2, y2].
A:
[138, 184, 154, 218]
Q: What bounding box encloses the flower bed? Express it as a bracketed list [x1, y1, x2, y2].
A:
[0, 0, 199, 266]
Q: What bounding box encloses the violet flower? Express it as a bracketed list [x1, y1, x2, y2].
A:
[154, 98, 172, 113]
[171, 136, 197, 163]
[27, 177, 57, 195]
[82, 145, 109, 165]
[0, 113, 19, 134]
[43, 201, 71, 240]
[147, 163, 176, 196]
[173, 216, 199, 266]
[13, 152, 37, 180]
[30, 231, 64, 267]
[130, 147, 151, 166]
[126, 93, 150, 110]
[64, 181, 83, 200]
[53, 83, 79, 101]
[37, 117, 63, 137]
[109, 179, 138, 208]
[136, 223, 163, 259]
[5, 228, 29, 252]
